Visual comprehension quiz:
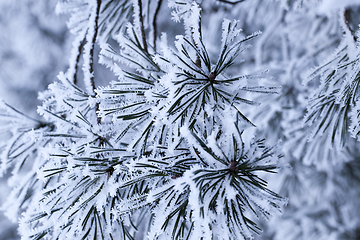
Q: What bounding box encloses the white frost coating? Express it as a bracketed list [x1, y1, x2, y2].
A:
[66, 29, 87, 84]
[184, 166, 212, 240]
[131, 0, 143, 42]
[221, 19, 242, 50]
[98, 48, 125, 80]
[339, 8, 358, 61]
[168, 0, 194, 23]
[82, 164, 96, 179]
[183, 3, 202, 46]
[180, 126, 215, 166]
[206, 128, 224, 159]
[82, 0, 98, 95]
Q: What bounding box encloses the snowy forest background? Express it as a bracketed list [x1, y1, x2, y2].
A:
[1, 0, 360, 239]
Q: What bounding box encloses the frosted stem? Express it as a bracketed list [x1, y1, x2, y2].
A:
[343, 8, 357, 42]
[153, 0, 163, 52]
[66, 28, 86, 85]
[83, 0, 101, 95]
[75, 40, 85, 86]
[137, 0, 148, 53]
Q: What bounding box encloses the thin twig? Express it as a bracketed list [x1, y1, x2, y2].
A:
[84, 0, 102, 124]
[344, 8, 357, 42]
[73, 37, 86, 85]
[89, 0, 102, 93]
[138, 0, 148, 52]
[153, 0, 163, 52]
[218, 0, 246, 4]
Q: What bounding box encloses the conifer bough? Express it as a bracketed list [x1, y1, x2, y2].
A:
[2, 0, 360, 240]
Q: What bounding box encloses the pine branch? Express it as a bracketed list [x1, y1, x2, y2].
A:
[83, 0, 102, 95]
[152, 0, 163, 52]
[137, 0, 148, 53]
[90, 0, 102, 93]
[73, 37, 86, 86]
[344, 8, 357, 42]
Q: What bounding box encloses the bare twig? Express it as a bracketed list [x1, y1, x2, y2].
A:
[153, 0, 163, 52]
[138, 0, 148, 52]
[344, 8, 357, 42]
[93, 0, 102, 124]
[218, 0, 246, 4]
[73, 37, 86, 85]
[81, 0, 102, 124]
[89, 0, 102, 93]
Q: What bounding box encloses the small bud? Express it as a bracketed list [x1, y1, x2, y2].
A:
[171, 174, 181, 179]
[209, 72, 216, 82]
[229, 160, 239, 173]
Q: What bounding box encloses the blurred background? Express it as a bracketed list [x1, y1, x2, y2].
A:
[0, 1, 69, 239]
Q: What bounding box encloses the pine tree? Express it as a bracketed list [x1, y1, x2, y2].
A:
[1, 0, 360, 240]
